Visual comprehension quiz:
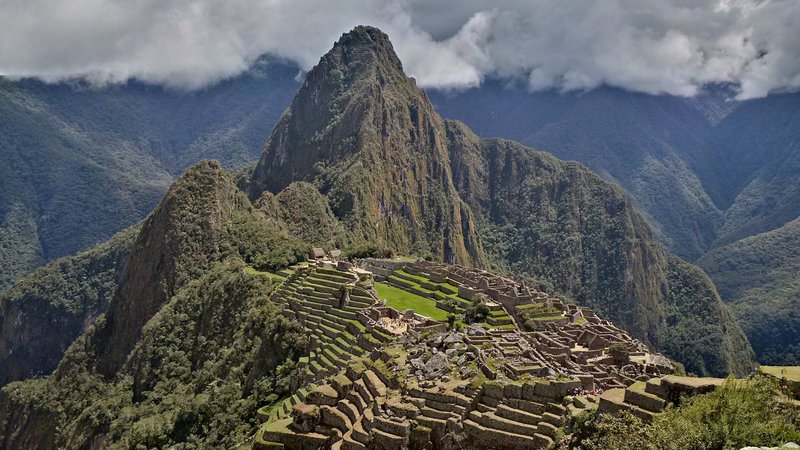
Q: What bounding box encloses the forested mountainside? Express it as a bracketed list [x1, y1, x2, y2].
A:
[0, 26, 797, 369]
[0, 227, 137, 386]
[0, 59, 299, 290]
[243, 26, 753, 376]
[699, 219, 800, 365]
[0, 26, 759, 449]
[431, 85, 722, 261]
[0, 161, 309, 448]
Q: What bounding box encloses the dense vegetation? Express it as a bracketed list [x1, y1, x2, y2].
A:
[660, 256, 755, 376]
[446, 124, 754, 375]
[0, 226, 137, 386]
[570, 375, 800, 449]
[255, 181, 348, 250]
[2, 30, 799, 371]
[0, 262, 306, 449]
[0, 160, 311, 448]
[699, 220, 800, 365]
[431, 84, 800, 265]
[1, 25, 797, 448]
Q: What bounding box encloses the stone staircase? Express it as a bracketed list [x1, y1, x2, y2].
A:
[460, 381, 567, 449]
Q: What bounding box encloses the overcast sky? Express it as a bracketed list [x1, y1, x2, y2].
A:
[1, 0, 798, 99]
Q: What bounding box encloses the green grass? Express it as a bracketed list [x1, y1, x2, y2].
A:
[374, 282, 449, 321]
[244, 266, 286, 280]
[482, 323, 516, 330]
[760, 366, 800, 381]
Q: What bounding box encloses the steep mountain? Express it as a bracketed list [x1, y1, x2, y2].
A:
[0, 160, 307, 389]
[699, 219, 800, 365]
[243, 27, 484, 266]
[246, 26, 754, 376]
[0, 25, 761, 449]
[0, 161, 308, 448]
[0, 59, 299, 290]
[444, 123, 751, 376]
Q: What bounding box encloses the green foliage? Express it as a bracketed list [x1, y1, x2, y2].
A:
[446, 313, 458, 330]
[226, 210, 308, 271]
[273, 182, 348, 249]
[343, 242, 394, 259]
[0, 63, 299, 290]
[661, 255, 755, 376]
[573, 376, 800, 450]
[0, 226, 138, 386]
[699, 220, 800, 365]
[606, 343, 630, 353]
[463, 295, 490, 324]
[571, 411, 650, 450]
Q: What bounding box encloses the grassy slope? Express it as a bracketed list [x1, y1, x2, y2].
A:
[760, 366, 800, 381]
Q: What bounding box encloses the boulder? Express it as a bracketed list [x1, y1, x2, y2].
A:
[424, 353, 449, 378]
[291, 403, 320, 432]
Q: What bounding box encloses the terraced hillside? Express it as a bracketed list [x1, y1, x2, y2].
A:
[261, 265, 387, 420]
[251, 258, 677, 450]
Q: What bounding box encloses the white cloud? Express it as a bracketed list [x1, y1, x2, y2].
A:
[0, 0, 798, 98]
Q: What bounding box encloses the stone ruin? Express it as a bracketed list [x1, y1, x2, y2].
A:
[254, 258, 677, 450]
[360, 307, 446, 337]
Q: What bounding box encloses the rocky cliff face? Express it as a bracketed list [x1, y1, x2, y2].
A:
[446, 122, 668, 344]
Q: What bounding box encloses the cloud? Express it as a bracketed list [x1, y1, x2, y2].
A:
[0, 0, 798, 99]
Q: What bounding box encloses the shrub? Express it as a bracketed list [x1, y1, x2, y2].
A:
[463, 295, 490, 324]
[343, 243, 394, 259]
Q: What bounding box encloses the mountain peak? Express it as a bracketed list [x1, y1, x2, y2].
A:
[245, 25, 432, 198]
[337, 25, 393, 50]
[324, 25, 404, 74]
